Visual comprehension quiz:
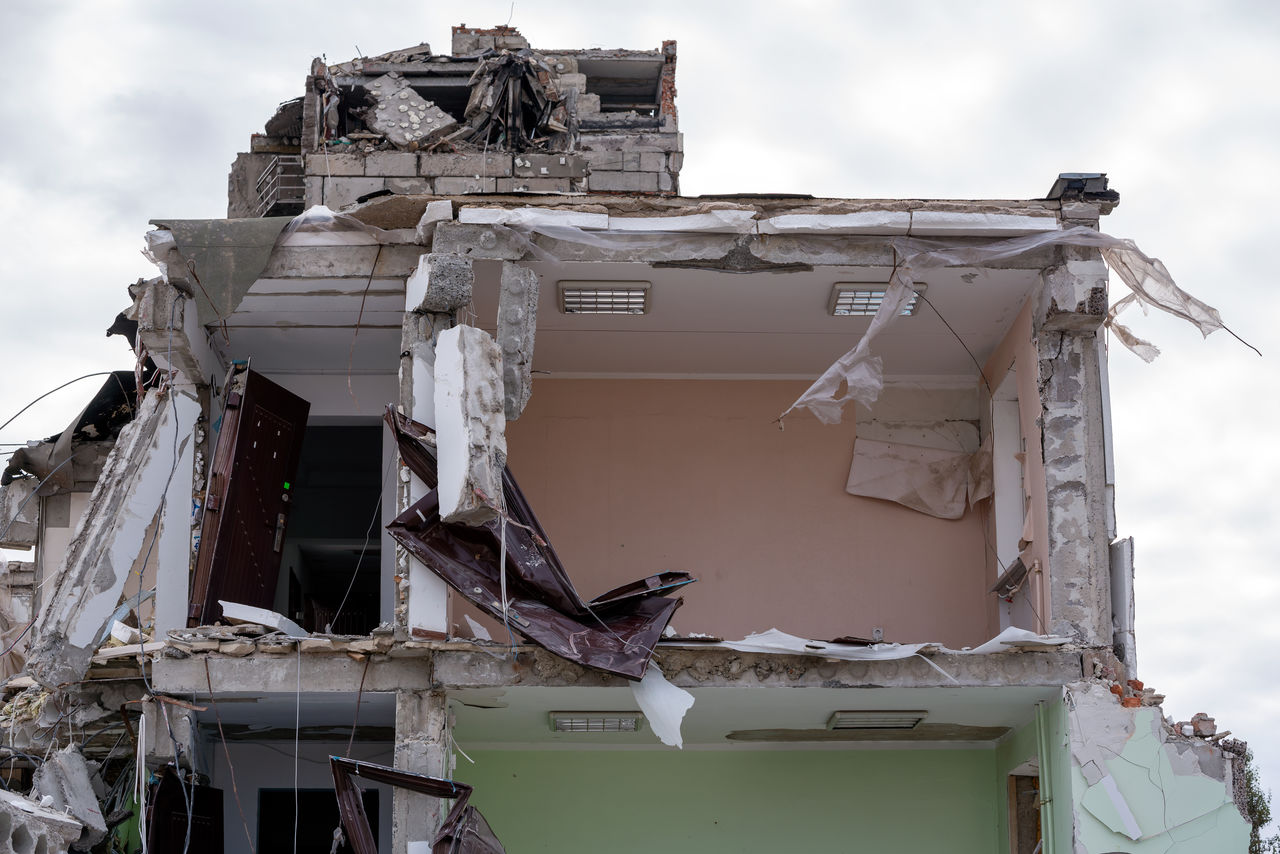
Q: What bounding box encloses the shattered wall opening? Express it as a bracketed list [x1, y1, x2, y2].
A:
[277, 424, 385, 635]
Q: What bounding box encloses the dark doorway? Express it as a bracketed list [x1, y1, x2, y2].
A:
[278, 425, 384, 634]
[258, 788, 378, 854]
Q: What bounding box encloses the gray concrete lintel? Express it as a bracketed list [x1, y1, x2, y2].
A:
[152, 644, 1084, 693]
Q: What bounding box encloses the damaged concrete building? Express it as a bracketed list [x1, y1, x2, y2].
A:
[0, 24, 1253, 854]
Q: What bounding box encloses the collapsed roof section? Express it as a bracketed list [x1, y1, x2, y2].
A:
[230, 25, 681, 217]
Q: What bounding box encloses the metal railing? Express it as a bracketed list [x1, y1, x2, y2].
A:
[252, 154, 305, 217]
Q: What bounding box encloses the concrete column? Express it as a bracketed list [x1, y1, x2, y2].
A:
[1037, 242, 1113, 646]
[397, 254, 474, 637]
[392, 689, 450, 854]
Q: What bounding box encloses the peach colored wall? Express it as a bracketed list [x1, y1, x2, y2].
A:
[982, 299, 1050, 632]
[483, 379, 993, 648]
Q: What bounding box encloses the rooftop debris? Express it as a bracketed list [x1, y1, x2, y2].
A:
[457, 50, 567, 151]
[331, 757, 504, 854]
[385, 407, 693, 679]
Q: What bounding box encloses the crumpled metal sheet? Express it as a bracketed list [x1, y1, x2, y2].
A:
[330, 757, 504, 854]
[385, 407, 693, 680]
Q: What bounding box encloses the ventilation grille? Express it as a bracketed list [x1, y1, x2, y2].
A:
[548, 712, 645, 733]
[829, 284, 924, 316]
[827, 710, 927, 730]
[558, 282, 650, 315]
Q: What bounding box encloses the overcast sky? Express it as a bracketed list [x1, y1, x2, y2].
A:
[3, 0, 1277, 806]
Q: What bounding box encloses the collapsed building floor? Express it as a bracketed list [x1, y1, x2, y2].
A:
[0, 24, 1255, 854]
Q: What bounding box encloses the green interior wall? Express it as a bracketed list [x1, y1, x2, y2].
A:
[456, 748, 999, 853]
[993, 701, 1072, 854]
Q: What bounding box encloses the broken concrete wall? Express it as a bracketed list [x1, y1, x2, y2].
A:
[0, 789, 83, 854]
[25, 388, 201, 688]
[1066, 681, 1249, 851]
[0, 478, 38, 550]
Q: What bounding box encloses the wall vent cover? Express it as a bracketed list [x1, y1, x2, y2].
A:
[829, 284, 925, 316]
[558, 281, 650, 314]
[548, 712, 645, 733]
[827, 710, 927, 730]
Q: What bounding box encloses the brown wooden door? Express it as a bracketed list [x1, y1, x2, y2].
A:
[188, 366, 309, 626]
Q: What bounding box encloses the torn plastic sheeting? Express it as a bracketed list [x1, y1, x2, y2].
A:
[719, 626, 1069, 661]
[330, 756, 504, 854]
[630, 662, 694, 749]
[845, 433, 992, 520]
[384, 408, 694, 680]
[778, 225, 1236, 424]
[276, 204, 398, 247]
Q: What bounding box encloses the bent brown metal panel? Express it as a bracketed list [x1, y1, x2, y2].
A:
[383, 407, 692, 680]
[330, 757, 504, 854]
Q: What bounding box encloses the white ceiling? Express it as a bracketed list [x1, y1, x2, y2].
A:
[221, 257, 1038, 379]
[450, 684, 1056, 748]
[190, 684, 1054, 749]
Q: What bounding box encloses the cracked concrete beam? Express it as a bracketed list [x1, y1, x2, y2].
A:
[1040, 246, 1109, 333]
[25, 389, 201, 689]
[405, 254, 473, 313]
[133, 276, 219, 388]
[497, 262, 539, 421]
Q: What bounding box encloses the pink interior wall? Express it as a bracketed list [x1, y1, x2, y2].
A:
[456, 379, 993, 648]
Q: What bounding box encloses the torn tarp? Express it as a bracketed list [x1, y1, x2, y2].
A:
[846, 434, 992, 520]
[385, 408, 693, 680]
[331, 757, 504, 854]
[779, 226, 1242, 424]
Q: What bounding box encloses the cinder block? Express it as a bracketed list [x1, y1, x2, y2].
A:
[580, 132, 682, 152]
[303, 176, 324, 209]
[305, 152, 363, 176]
[323, 177, 385, 209]
[587, 171, 659, 192]
[555, 73, 587, 91]
[512, 154, 587, 179]
[639, 152, 666, 172]
[581, 150, 623, 171]
[419, 153, 512, 177]
[669, 151, 684, 172]
[386, 177, 433, 194]
[658, 171, 674, 193]
[576, 92, 602, 116]
[496, 177, 574, 193]
[365, 151, 419, 176]
[434, 176, 497, 194]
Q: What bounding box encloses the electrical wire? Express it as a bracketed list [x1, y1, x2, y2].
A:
[0, 372, 121, 435]
[204, 659, 255, 854]
[329, 454, 395, 631]
[293, 644, 301, 854]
